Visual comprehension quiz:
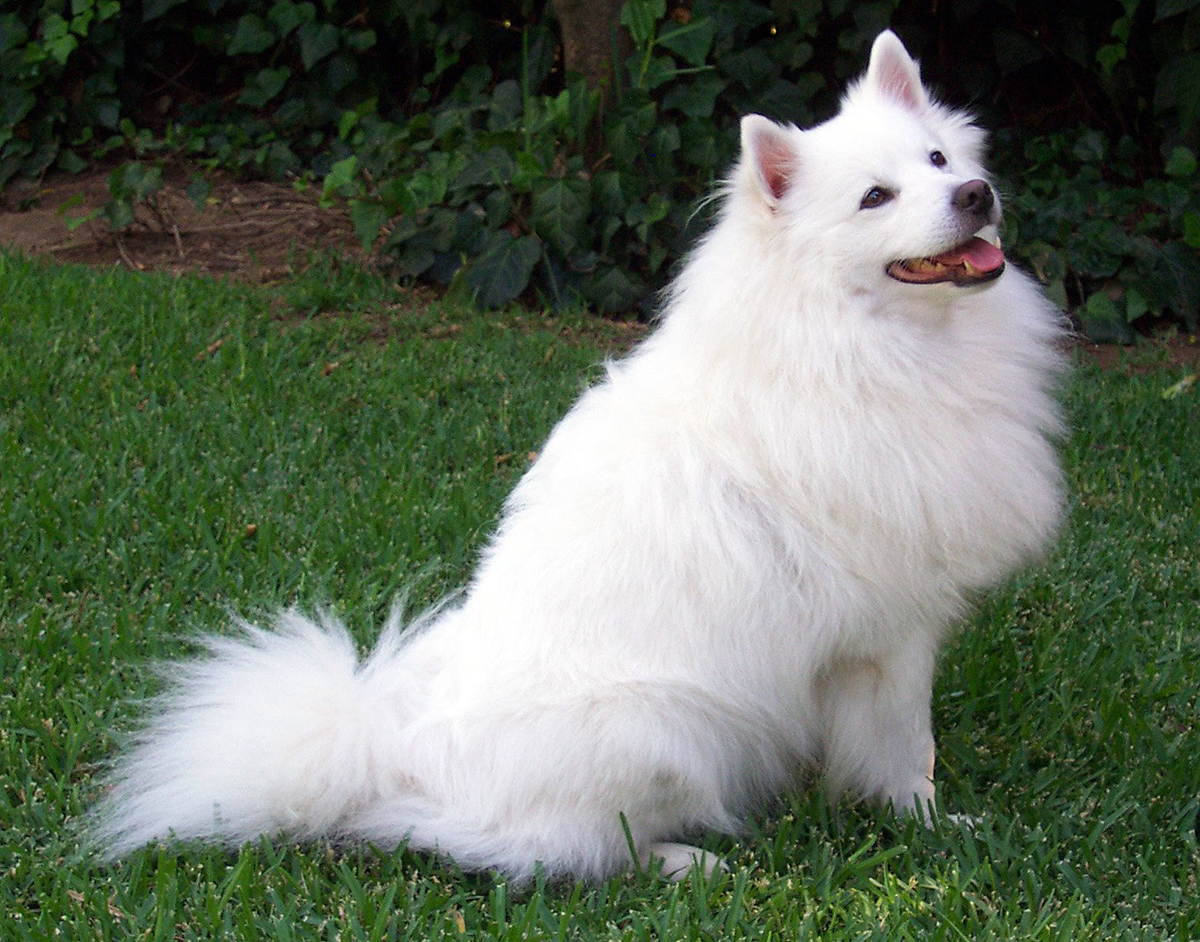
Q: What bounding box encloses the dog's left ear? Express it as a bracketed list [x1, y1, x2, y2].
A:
[866, 30, 928, 112]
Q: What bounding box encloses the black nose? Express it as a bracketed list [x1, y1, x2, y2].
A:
[953, 179, 995, 218]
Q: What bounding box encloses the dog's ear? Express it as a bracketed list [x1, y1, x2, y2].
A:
[740, 115, 799, 205]
[866, 30, 927, 112]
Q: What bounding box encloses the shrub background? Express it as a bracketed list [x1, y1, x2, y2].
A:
[1, 0, 1198, 333]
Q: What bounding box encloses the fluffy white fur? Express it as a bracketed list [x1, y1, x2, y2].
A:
[91, 32, 1065, 881]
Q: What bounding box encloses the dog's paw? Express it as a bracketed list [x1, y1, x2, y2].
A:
[644, 842, 728, 881]
[891, 796, 980, 831]
[906, 807, 982, 831]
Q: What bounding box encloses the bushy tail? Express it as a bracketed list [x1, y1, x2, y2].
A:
[90, 609, 414, 858]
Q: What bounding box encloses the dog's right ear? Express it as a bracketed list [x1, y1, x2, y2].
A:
[740, 115, 799, 206]
[866, 30, 928, 112]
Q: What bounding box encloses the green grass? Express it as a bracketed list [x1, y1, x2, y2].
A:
[1, 250, 1197, 940]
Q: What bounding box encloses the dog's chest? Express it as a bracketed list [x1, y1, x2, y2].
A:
[742, 372, 1060, 598]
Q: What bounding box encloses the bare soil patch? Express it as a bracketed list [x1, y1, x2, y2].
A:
[1073, 334, 1199, 373]
[0, 164, 367, 282]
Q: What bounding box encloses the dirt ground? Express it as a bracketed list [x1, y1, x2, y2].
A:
[0, 164, 367, 282]
[0, 165, 1196, 370]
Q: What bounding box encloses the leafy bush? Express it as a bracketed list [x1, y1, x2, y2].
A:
[1000, 129, 1200, 340]
[0, 0, 124, 183]
[330, 0, 843, 312]
[331, 0, 1200, 329]
[1, 0, 1198, 335]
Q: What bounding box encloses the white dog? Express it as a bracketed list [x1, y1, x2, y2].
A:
[92, 31, 1064, 881]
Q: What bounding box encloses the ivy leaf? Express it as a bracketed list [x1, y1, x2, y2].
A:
[110, 162, 163, 203]
[1164, 145, 1197, 178]
[102, 197, 134, 230]
[484, 188, 512, 228]
[186, 176, 211, 210]
[565, 77, 599, 142]
[1080, 291, 1135, 343]
[640, 54, 678, 91]
[345, 28, 376, 52]
[2, 91, 36, 128]
[511, 151, 545, 193]
[648, 124, 680, 165]
[1072, 128, 1106, 164]
[407, 165, 449, 210]
[320, 154, 358, 204]
[620, 0, 665, 47]
[657, 17, 716, 66]
[1067, 220, 1128, 278]
[1156, 241, 1200, 327]
[1183, 211, 1200, 249]
[87, 96, 120, 129]
[379, 178, 418, 217]
[625, 192, 670, 240]
[349, 199, 387, 249]
[56, 148, 88, 173]
[757, 75, 822, 124]
[238, 67, 290, 108]
[0, 14, 29, 53]
[43, 13, 70, 41]
[680, 120, 719, 170]
[393, 243, 436, 278]
[267, 1, 315, 37]
[605, 123, 638, 165]
[1156, 0, 1200, 20]
[70, 6, 95, 37]
[43, 15, 79, 64]
[593, 171, 626, 215]
[531, 177, 590, 257]
[1155, 52, 1200, 134]
[600, 214, 623, 254]
[661, 73, 726, 118]
[489, 79, 523, 125]
[1096, 43, 1125, 74]
[718, 47, 776, 90]
[142, 0, 189, 20]
[297, 21, 339, 71]
[624, 99, 657, 135]
[581, 265, 645, 314]
[58, 193, 99, 230]
[454, 147, 516, 191]
[228, 15, 275, 55]
[323, 52, 357, 93]
[458, 231, 542, 308]
[1124, 287, 1149, 322]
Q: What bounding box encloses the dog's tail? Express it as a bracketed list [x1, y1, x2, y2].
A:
[89, 608, 422, 858]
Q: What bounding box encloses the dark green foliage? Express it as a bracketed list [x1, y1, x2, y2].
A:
[330, 1, 876, 312]
[0, 0, 124, 183]
[0, 0, 1197, 331]
[999, 129, 1200, 340]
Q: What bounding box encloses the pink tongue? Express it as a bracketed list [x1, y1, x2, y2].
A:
[932, 237, 1005, 271]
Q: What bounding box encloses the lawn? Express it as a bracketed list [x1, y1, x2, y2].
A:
[1, 250, 1197, 940]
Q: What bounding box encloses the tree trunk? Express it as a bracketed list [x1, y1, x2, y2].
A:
[551, 0, 630, 103]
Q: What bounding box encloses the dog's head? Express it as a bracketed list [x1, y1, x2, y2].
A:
[735, 31, 1005, 297]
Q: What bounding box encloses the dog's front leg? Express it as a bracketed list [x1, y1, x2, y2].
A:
[817, 640, 940, 819]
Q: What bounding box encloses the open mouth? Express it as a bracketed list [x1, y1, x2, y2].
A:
[886, 236, 1005, 286]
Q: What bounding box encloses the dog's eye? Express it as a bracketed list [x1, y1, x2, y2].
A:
[930, 150, 947, 167]
[860, 186, 894, 209]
